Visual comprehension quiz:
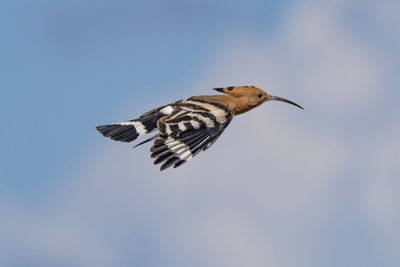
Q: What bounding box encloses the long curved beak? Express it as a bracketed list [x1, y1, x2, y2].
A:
[267, 95, 304, 110]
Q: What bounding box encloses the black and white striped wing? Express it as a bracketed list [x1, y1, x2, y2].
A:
[150, 99, 232, 170]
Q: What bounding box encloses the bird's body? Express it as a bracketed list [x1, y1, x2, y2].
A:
[96, 86, 303, 170]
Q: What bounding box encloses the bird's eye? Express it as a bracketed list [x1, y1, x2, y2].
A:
[257, 93, 263, 98]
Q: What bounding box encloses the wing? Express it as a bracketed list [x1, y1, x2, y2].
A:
[150, 98, 233, 170]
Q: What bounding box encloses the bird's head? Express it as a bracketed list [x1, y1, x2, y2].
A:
[214, 86, 303, 110]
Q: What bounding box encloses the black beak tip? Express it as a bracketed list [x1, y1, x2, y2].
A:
[213, 87, 224, 92]
[290, 103, 304, 110]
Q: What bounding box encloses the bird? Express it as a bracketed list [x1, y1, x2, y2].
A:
[96, 86, 303, 171]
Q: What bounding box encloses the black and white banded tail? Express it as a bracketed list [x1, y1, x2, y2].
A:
[96, 106, 173, 143]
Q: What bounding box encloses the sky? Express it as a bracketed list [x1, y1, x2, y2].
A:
[1, 0, 399, 266]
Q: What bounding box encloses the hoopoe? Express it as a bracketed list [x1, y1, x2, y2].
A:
[96, 86, 303, 171]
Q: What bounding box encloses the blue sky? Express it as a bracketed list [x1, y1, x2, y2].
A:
[1, 0, 290, 194]
[1, 0, 399, 266]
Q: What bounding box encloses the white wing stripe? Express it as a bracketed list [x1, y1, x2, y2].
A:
[119, 121, 147, 136]
[183, 100, 227, 123]
[160, 106, 174, 115]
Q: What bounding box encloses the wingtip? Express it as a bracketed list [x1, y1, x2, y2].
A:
[160, 165, 168, 171]
[174, 160, 186, 169]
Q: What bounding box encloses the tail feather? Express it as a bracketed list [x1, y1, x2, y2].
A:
[96, 112, 163, 143]
[96, 124, 140, 142]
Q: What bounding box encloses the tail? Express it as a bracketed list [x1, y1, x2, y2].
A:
[96, 112, 162, 143]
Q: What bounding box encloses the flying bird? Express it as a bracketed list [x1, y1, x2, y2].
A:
[96, 86, 303, 170]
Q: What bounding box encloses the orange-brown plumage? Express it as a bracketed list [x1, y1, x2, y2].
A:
[191, 86, 302, 115]
[96, 86, 303, 170]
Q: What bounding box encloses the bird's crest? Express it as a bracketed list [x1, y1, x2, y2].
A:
[213, 85, 257, 93]
[213, 85, 265, 97]
[213, 85, 259, 96]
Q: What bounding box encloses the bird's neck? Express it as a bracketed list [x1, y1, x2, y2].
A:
[230, 96, 259, 115]
[188, 95, 259, 116]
